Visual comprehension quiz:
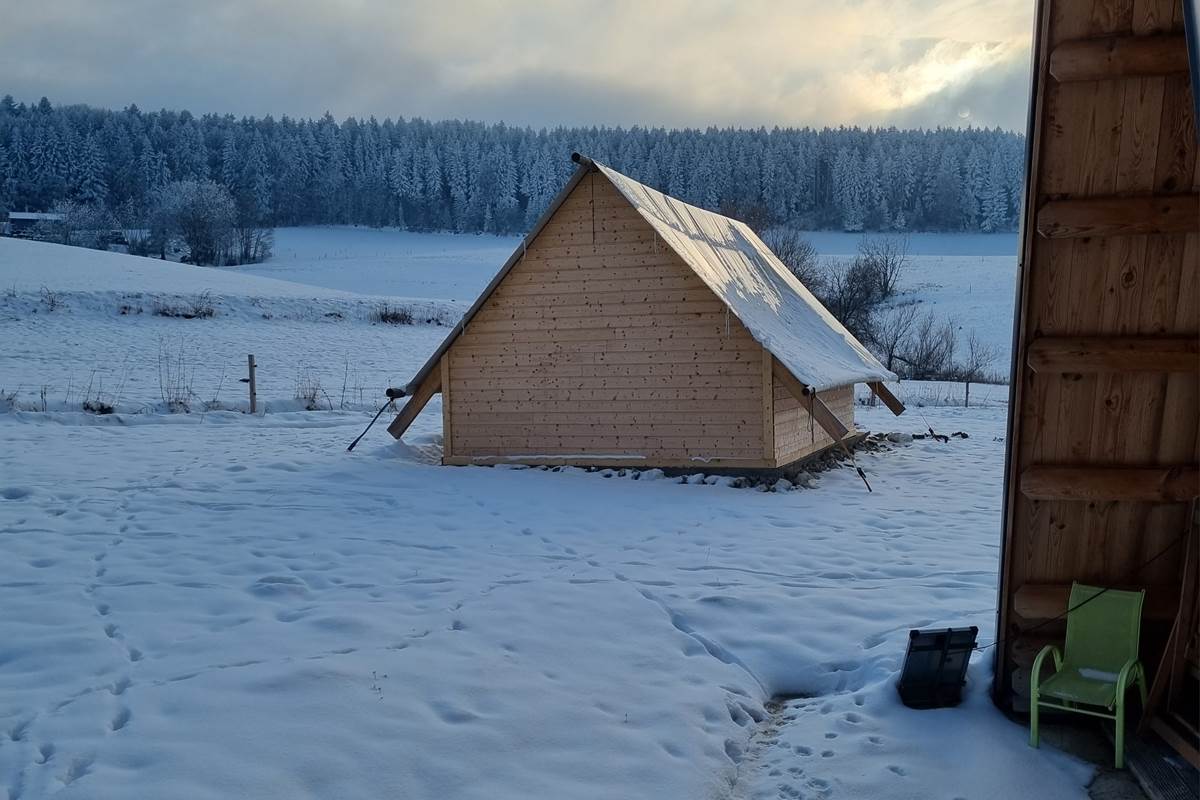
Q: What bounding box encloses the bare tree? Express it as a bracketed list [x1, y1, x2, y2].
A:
[957, 331, 1001, 407]
[820, 258, 879, 341]
[762, 228, 824, 294]
[899, 310, 957, 380]
[870, 303, 920, 374]
[857, 234, 909, 300]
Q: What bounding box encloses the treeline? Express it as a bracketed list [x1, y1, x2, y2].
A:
[0, 94, 1024, 235]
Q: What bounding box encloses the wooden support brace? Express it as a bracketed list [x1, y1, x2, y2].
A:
[867, 381, 906, 415]
[1049, 34, 1189, 82]
[386, 364, 443, 440]
[1027, 336, 1199, 373]
[1036, 194, 1199, 239]
[772, 361, 850, 444]
[1020, 465, 1200, 503]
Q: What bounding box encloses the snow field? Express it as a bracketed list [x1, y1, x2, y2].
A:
[0, 404, 1091, 799]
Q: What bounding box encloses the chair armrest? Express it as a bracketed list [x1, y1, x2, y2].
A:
[1031, 645, 1062, 691]
[1115, 658, 1141, 695]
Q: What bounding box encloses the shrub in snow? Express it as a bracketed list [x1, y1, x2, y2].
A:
[370, 303, 414, 325]
[151, 179, 237, 266]
[39, 286, 64, 312]
[640, 469, 666, 481]
[686, 473, 707, 485]
[772, 478, 794, 492]
[294, 370, 330, 411]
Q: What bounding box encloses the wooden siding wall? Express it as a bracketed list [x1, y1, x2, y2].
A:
[443, 172, 771, 467]
[773, 382, 855, 465]
[997, 0, 1199, 707]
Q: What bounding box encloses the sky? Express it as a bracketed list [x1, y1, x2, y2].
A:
[1, 0, 1035, 131]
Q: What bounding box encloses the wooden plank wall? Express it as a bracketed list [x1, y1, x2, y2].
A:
[997, 0, 1199, 707]
[773, 382, 855, 465]
[443, 172, 771, 467]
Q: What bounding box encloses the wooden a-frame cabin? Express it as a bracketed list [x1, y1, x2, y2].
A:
[388, 154, 904, 468]
[995, 0, 1200, 768]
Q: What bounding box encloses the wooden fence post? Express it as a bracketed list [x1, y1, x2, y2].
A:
[247, 354, 257, 414]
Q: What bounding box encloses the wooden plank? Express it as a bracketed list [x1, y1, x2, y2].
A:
[1019, 465, 1200, 502]
[453, 421, 760, 437]
[447, 363, 760, 381]
[1036, 194, 1199, 237]
[451, 375, 759, 391]
[441, 356, 452, 459]
[452, 434, 763, 452]
[762, 352, 775, 462]
[470, 300, 728, 321]
[867, 381, 907, 415]
[1012, 582, 1178, 622]
[463, 313, 734, 334]
[443, 455, 774, 469]
[1049, 34, 1189, 81]
[451, 387, 760, 403]
[448, 399, 760, 415]
[450, 348, 760, 368]
[459, 325, 752, 344]
[1028, 336, 1199, 372]
[386, 363, 442, 440]
[452, 337, 761, 355]
[491, 287, 716, 307]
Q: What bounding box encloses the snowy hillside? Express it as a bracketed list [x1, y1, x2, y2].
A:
[0, 238, 460, 413]
[0, 235, 1097, 800]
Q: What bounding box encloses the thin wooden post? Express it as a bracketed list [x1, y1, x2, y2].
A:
[247, 354, 257, 414]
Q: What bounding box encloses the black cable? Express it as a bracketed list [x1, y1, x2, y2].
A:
[972, 531, 1188, 654]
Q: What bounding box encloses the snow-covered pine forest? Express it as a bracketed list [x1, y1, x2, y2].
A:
[0, 95, 1025, 235]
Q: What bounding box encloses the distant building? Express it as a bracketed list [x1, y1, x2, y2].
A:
[3, 211, 63, 238]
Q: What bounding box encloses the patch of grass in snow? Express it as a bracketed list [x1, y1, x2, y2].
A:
[39, 286, 65, 312]
[153, 290, 216, 320]
[369, 303, 414, 325]
[295, 370, 333, 411]
[158, 344, 198, 412]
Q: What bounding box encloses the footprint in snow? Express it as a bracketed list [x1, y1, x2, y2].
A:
[110, 708, 131, 732]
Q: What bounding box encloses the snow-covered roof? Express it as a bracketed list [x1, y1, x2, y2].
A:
[7, 211, 63, 221]
[404, 156, 894, 396]
[592, 160, 894, 391]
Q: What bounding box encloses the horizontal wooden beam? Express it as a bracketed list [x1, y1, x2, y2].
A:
[1020, 465, 1200, 502]
[1036, 194, 1199, 238]
[1049, 34, 1190, 82]
[867, 381, 906, 416]
[1027, 336, 1200, 373]
[1013, 583, 1177, 623]
[386, 364, 442, 440]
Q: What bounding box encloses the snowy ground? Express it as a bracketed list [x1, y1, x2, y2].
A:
[0, 236, 1095, 800]
[237, 227, 520, 302]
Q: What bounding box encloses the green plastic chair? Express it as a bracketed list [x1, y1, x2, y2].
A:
[1029, 583, 1147, 768]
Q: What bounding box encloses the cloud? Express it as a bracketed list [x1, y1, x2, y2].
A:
[0, 0, 1034, 130]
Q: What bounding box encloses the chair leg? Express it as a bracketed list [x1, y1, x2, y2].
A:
[1115, 696, 1125, 769]
[1030, 698, 1040, 748]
